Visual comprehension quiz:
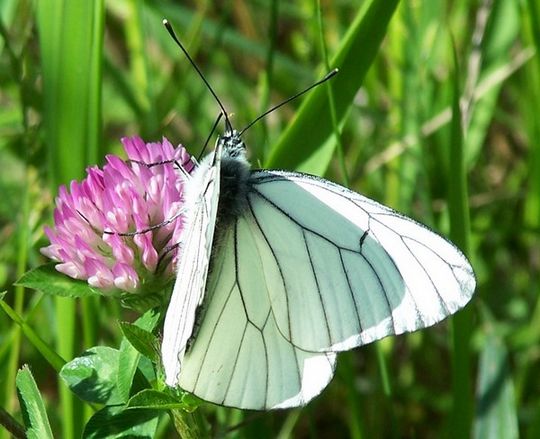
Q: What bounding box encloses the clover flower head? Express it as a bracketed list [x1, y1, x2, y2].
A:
[41, 136, 194, 296]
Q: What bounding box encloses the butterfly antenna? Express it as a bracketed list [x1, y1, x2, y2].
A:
[198, 112, 223, 161]
[163, 19, 233, 132]
[239, 68, 339, 135]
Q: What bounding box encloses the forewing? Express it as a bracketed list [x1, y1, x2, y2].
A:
[179, 216, 336, 410]
[243, 170, 476, 353]
[161, 147, 221, 387]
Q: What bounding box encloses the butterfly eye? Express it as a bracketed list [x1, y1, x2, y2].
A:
[218, 131, 246, 157]
[229, 140, 246, 155]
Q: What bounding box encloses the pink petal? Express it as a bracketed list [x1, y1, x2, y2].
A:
[56, 261, 86, 279]
[112, 263, 139, 292]
[85, 259, 114, 289]
[103, 233, 135, 265]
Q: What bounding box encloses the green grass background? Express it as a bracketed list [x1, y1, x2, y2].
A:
[0, 0, 538, 437]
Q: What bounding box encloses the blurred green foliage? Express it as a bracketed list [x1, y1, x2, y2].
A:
[0, 0, 538, 437]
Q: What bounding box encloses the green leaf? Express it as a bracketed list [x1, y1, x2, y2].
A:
[82, 406, 159, 439]
[117, 340, 141, 405]
[134, 307, 161, 332]
[126, 389, 198, 412]
[117, 308, 161, 402]
[474, 332, 518, 439]
[265, 0, 400, 172]
[119, 322, 160, 363]
[60, 346, 124, 405]
[16, 263, 101, 298]
[16, 365, 54, 439]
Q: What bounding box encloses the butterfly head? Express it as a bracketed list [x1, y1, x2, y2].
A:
[218, 130, 246, 160]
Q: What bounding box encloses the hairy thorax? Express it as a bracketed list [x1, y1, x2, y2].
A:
[217, 154, 251, 227]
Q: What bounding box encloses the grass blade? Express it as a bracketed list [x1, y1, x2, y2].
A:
[265, 0, 400, 171]
[447, 37, 474, 437]
[37, 1, 105, 437]
[474, 332, 518, 439]
[0, 296, 66, 372]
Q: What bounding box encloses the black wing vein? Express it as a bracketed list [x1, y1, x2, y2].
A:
[221, 323, 248, 405]
[303, 229, 332, 345]
[192, 281, 238, 391]
[338, 248, 363, 333]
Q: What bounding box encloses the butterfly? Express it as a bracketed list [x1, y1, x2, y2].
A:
[160, 20, 476, 410]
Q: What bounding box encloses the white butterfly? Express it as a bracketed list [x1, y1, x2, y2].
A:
[160, 129, 475, 410]
[160, 20, 475, 411]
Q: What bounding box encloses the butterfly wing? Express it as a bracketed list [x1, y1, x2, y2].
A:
[161, 144, 222, 387]
[178, 219, 336, 409]
[178, 169, 475, 409]
[241, 170, 476, 353]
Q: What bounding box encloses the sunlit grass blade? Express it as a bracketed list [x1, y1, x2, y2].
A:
[316, 0, 349, 186]
[514, 4, 540, 434]
[37, 1, 105, 437]
[265, 0, 400, 171]
[37, 2, 104, 183]
[465, 0, 520, 165]
[524, 0, 540, 229]
[0, 294, 65, 372]
[447, 38, 474, 438]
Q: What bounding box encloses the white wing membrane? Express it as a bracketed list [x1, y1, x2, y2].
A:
[161, 146, 221, 387]
[247, 171, 475, 352]
[178, 170, 475, 409]
[179, 219, 336, 409]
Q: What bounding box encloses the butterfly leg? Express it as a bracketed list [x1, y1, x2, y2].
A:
[102, 208, 187, 237]
[75, 207, 187, 238]
[128, 157, 197, 179]
[153, 241, 183, 275]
